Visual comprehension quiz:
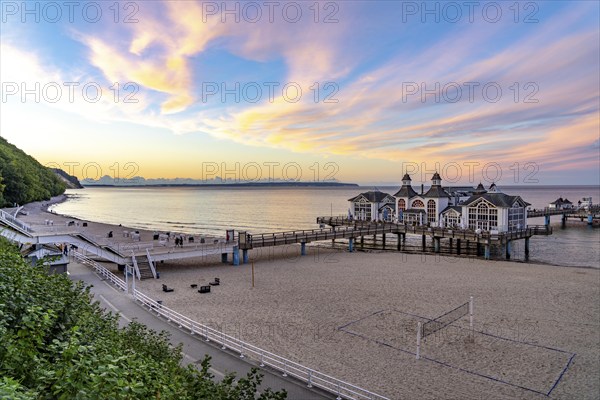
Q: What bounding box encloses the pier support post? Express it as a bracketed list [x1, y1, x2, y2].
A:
[348, 238, 354, 253]
[396, 234, 402, 251]
[484, 244, 490, 260]
[524, 237, 530, 261]
[243, 249, 249, 264]
[382, 233, 386, 249]
[421, 235, 426, 251]
[505, 240, 511, 260]
[232, 246, 240, 266]
[449, 238, 453, 254]
[360, 236, 364, 248]
[402, 233, 406, 244]
[221, 253, 228, 264]
[544, 215, 551, 226]
[300, 242, 306, 256]
[434, 237, 440, 253]
[562, 214, 567, 227]
[465, 240, 470, 255]
[476, 242, 481, 256]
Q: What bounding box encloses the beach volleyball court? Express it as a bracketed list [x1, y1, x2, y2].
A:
[338, 304, 575, 396]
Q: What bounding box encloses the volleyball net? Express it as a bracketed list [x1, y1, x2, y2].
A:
[416, 296, 473, 359]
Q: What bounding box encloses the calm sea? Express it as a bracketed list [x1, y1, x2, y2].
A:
[51, 185, 600, 268]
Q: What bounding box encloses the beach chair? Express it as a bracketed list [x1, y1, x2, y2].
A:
[162, 284, 174, 293]
[198, 286, 211, 293]
[209, 278, 220, 286]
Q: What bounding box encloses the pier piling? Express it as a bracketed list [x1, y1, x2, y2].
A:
[300, 242, 307, 256]
[232, 246, 240, 266]
[434, 237, 440, 253]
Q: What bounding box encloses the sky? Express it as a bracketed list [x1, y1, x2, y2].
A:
[1, 1, 599, 186]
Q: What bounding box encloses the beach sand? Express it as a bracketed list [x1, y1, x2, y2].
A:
[11, 198, 600, 399]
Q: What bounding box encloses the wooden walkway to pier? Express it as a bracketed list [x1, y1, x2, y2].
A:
[234, 217, 552, 261]
[527, 206, 600, 225]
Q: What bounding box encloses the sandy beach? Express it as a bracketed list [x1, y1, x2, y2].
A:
[10, 199, 600, 399]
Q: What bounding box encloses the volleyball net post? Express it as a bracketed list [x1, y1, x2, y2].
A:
[416, 322, 422, 360]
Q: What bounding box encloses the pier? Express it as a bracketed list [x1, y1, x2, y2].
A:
[2, 200, 594, 278]
[232, 217, 551, 262]
[527, 206, 600, 226]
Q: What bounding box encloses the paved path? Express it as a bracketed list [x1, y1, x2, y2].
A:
[68, 261, 332, 400]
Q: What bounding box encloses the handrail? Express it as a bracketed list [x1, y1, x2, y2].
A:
[130, 251, 141, 280]
[73, 251, 127, 291]
[146, 248, 157, 279]
[0, 209, 33, 234]
[132, 289, 390, 400]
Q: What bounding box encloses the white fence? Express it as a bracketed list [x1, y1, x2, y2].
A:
[74, 251, 389, 400]
[74, 252, 127, 291]
[0, 209, 34, 234]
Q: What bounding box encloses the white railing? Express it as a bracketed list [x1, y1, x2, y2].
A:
[74, 250, 389, 400]
[146, 249, 157, 279]
[0, 209, 33, 234]
[132, 289, 389, 400]
[73, 251, 127, 292]
[130, 252, 141, 280]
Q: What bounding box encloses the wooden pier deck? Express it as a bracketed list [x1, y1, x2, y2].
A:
[234, 217, 551, 261]
[527, 206, 600, 218]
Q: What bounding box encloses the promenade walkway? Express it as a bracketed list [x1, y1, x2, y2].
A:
[67, 260, 331, 400]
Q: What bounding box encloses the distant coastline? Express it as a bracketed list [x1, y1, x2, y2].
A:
[81, 181, 359, 188]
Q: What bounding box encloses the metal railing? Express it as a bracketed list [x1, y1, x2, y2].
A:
[0, 209, 33, 234]
[132, 289, 389, 400]
[73, 251, 127, 291]
[146, 249, 157, 279]
[130, 251, 141, 280]
[74, 250, 390, 399]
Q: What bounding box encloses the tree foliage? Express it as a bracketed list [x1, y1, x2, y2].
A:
[0, 239, 286, 399]
[0, 137, 66, 207]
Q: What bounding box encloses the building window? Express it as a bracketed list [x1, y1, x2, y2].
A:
[427, 200, 436, 223]
[381, 206, 393, 222]
[354, 200, 371, 221]
[412, 199, 424, 208]
[508, 204, 524, 230]
[468, 201, 498, 231]
[398, 199, 406, 211]
[445, 212, 459, 227]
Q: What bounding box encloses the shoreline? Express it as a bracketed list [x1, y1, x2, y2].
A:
[11, 192, 597, 270]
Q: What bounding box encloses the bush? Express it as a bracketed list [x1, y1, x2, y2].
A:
[0, 239, 286, 399]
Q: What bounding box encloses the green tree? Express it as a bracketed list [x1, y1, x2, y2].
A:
[0, 137, 66, 207]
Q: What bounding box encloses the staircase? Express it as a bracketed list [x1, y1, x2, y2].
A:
[135, 254, 155, 280]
